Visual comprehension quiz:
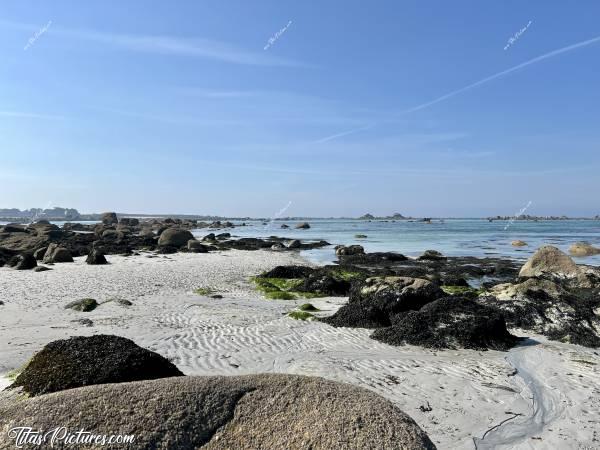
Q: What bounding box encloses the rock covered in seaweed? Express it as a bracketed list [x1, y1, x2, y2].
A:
[321, 276, 444, 328]
[481, 246, 600, 347]
[371, 297, 519, 351]
[9, 335, 183, 396]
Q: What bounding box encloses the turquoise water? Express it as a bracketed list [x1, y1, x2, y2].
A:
[217, 219, 600, 266]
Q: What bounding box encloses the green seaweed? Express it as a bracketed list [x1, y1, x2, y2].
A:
[6, 357, 33, 382]
[287, 311, 315, 321]
[251, 277, 324, 300]
[328, 269, 363, 282]
[194, 287, 215, 296]
[266, 291, 297, 300]
[441, 285, 485, 297]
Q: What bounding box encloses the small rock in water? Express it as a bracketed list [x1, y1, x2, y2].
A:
[511, 240, 528, 247]
[568, 241, 600, 257]
[295, 222, 310, 229]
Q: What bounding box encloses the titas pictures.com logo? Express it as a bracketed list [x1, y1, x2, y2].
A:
[7, 427, 135, 448]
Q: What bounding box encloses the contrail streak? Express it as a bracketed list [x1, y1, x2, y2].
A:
[403, 34, 600, 113]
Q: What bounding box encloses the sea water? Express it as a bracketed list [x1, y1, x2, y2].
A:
[220, 218, 600, 266]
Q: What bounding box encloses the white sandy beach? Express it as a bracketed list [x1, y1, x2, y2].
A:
[1, 250, 599, 449]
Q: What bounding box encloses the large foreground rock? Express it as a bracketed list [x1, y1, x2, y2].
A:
[372, 297, 519, 351]
[158, 228, 194, 247]
[9, 335, 183, 396]
[322, 277, 444, 328]
[0, 374, 436, 450]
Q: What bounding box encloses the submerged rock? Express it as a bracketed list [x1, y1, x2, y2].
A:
[569, 241, 600, 257]
[371, 297, 518, 351]
[322, 277, 444, 328]
[295, 222, 311, 229]
[9, 335, 183, 396]
[511, 240, 528, 247]
[2, 374, 436, 449]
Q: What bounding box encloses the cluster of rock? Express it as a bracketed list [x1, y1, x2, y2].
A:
[482, 245, 600, 347]
[1, 335, 436, 449]
[262, 245, 600, 349]
[0, 214, 327, 271]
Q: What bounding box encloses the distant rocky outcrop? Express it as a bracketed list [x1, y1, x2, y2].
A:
[358, 212, 406, 220]
[2, 374, 436, 450]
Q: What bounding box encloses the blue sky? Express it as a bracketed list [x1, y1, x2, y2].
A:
[1, 1, 599, 217]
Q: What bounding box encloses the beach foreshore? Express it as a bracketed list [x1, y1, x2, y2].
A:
[1, 250, 599, 449]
